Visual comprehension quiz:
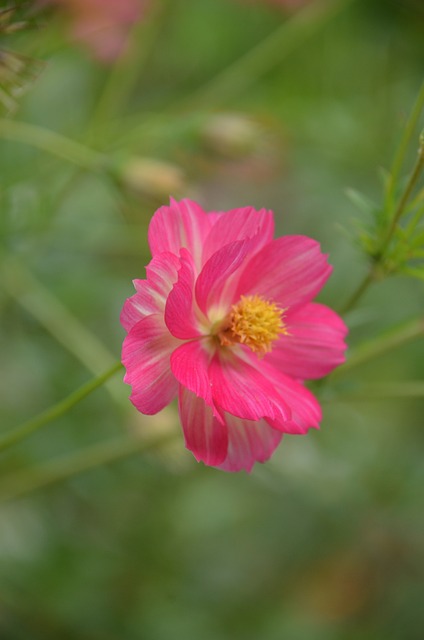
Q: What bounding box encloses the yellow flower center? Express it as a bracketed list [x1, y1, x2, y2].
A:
[218, 295, 286, 355]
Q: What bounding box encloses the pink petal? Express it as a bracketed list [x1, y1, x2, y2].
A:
[195, 240, 251, 316]
[148, 198, 213, 268]
[236, 236, 332, 309]
[202, 206, 274, 263]
[267, 302, 348, 379]
[250, 359, 322, 434]
[179, 387, 228, 466]
[217, 415, 283, 473]
[122, 314, 179, 414]
[209, 350, 291, 423]
[120, 252, 179, 332]
[165, 249, 204, 340]
[170, 339, 222, 420]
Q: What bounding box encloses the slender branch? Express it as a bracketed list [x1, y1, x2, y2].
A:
[1, 255, 121, 399]
[385, 80, 424, 210]
[380, 142, 424, 256]
[0, 430, 177, 502]
[323, 381, 424, 403]
[182, 0, 355, 109]
[329, 316, 424, 380]
[89, 0, 165, 133]
[0, 362, 123, 454]
[340, 271, 375, 315]
[117, 0, 355, 149]
[0, 119, 106, 170]
[341, 139, 424, 314]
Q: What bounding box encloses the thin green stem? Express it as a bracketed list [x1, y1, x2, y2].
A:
[340, 270, 375, 315]
[182, 0, 354, 109]
[1, 256, 120, 398]
[385, 80, 424, 210]
[116, 0, 354, 149]
[0, 119, 106, 170]
[380, 143, 424, 255]
[329, 316, 424, 380]
[0, 430, 177, 502]
[341, 140, 424, 314]
[323, 381, 424, 403]
[89, 0, 164, 135]
[0, 362, 123, 454]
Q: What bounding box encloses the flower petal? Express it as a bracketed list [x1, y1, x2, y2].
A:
[165, 249, 204, 339]
[217, 415, 283, 473]
[122, 314, 179, 414]
[209, 350, 291, 422]
[170, 339, 222, 419]
[179, 387, 228, 466]
[202, 206, 274, 263]
[148, 198, 213, 268]
[267, 302, 348, 379]
[120, 252, 179, 332]
[236, 235, 332, 309]
[195, 240, 251, 317]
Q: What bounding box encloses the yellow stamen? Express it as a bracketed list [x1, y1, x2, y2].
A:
[218, 295, 286, 355]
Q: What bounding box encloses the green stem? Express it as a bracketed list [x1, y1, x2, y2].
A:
[380, 142, 424, 255]
[0, 119, 106, 170]
[323, 381, 424, 403]
[89, 0, 165, 134]
[340, 270, 375, 315]
[341, 140, 424, 314]
[1, 255, 120, 399]
[116, 0, 354, 149]
[0, 362, 123, 454]
[385, 80, 424, 210]
[0, 431, 177, 502]
[330, 316, 424, 380]
[183, 0, 354, 109]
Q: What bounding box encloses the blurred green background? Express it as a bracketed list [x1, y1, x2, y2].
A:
[1, 0, 424, 638]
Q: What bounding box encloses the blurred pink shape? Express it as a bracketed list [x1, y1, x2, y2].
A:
[46, 0, 146, 62]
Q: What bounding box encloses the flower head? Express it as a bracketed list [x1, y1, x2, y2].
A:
[121, 199, 347, 472]
[44, 0, 145, 62]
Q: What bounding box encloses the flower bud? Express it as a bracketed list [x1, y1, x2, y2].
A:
[118, 157, 187, 200]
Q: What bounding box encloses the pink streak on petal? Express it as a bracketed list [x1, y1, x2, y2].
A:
[165, 249, 204, 340]
[148, 198, 213, 268]
[237, 236, 333, 309]
[237, 352, 321, 434]
[170, 340, 222, 420]
[209, 350, 291, 422]
[267, 302, 348, 379]
[195, 240, 250, 316]
[122, 314, 179, 414]
[202, 206, 274, 263]
[120, 252, 179, 332]
[179, 387, 228, 466]
[217, 416, 283, 473]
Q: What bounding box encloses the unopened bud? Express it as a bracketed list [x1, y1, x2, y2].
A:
[202, 113, 264, 159]
[119, 157, 186, 200]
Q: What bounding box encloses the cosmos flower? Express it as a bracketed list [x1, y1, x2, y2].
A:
[121, 199, 347, 472]
[44, 0, 145, 62]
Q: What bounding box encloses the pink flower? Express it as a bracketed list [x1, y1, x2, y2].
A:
[121, 199, 347, 472]
[44, 0, 145, 62]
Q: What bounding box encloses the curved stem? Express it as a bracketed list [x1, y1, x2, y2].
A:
[341, 141, 424, 314]
[0, 119, 105, 170]
[0, 362, 123, 454]
[385, 80, 424, 210]
[340, 271, 375, 315]
[0, 431, 177, 502]
[380, 143, 424, 256]
[329, 316, 424, 380]
[182, 0, 354, 109]
[323, 380, 424, 403]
